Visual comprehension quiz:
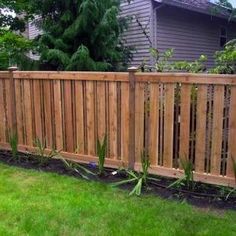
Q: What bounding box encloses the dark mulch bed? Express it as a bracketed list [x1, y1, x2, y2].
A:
[0, 149, 235, 211]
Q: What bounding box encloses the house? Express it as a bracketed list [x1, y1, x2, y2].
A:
[120, 0, 236, 68]
[25, 0, 236, 68]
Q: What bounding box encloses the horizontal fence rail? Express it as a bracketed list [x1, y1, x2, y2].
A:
[0, 70, 236, 187]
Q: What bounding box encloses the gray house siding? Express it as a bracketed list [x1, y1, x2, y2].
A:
[120, 0, 152, 66]
[155, 5, 236, 68]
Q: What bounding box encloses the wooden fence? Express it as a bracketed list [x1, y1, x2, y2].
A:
[0, 69, 236, 187]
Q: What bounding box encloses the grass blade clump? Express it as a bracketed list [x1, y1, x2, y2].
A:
[60, 157, 96, 180]
[9, 131, 18, 160]
[168, 158, 194, 190]
[97, 135, 107, 175]
[34, 137, 60, 166]
[113, 150, 156, 196]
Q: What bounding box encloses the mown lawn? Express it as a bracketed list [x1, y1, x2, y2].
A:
[0, 163, 235, 236]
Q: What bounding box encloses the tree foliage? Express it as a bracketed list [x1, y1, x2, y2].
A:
[0, 0, 32, 31]
[30, 0, 132, 71]
[0, 29, 36, 70]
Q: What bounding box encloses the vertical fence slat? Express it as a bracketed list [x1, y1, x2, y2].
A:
[149, 83, 159, 166]
[75, 81, 84, 154]
[0, 79, 6, 142]
[227, 86, 236, 177]
[15, 80, 24, 144]
[135, 82, 145, 163]
[121, 82, 129, 163]
[195, 85, 207, 173]
[109, 82, 118, 159]
[210, 85, 224, 175]
[86, 81, 95, 156]
[163, 84, 175, 168]
[54, 80, 63, 150]
[44, 80, 53, 148]
[5, 79, 12, 136]
[179, 84, 191, 161]
[97, 82, 106, 142]
[23, 80, 33, 146]
[64, 81, 74, 152]
[33, 80, 43, 142]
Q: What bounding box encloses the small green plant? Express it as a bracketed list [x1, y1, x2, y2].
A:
[34, 137, 60, 166]
[113, 151, 158, 196]
[168, 158, 194, 190]
[9, 131, 18, 160]
[97, 135, 107, 175]
[60, 157, 96, 180]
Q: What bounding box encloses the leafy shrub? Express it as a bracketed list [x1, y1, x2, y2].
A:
[211, 39, 236, 74]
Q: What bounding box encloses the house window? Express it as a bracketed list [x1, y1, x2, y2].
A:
[220, 27, 227, 47]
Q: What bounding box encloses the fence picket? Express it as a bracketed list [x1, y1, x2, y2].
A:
[227, 86, 236, 177]
[179, 84, 191, 161]
[163, 84, 175, 168]
[109, 82, 118, 159]
[23, 80, 33, 146]
[0, 79, 6, 142]
[195, 85, 207, 173]
[210, 85, 224, 175]
[135, 82, 145, 163]
[149, 83, 159, 166]
[75, 81, 85, 154]
[54, 80, 63, 150]
[86, 81, 95, 156]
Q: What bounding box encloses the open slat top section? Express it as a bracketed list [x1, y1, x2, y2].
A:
[135, 73, 236, 85]
[1, 71, 236, 85]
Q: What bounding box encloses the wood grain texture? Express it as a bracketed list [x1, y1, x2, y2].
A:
[179, 84, 191, 161]
[23, 80, 33, 146]
[0, 80, 6, 142]
[149, 83, 159, 166]
[86, 81, 95, 156]
[227, 86, 236, 177]
[64, 81, 74, 152]
[54, 80, 63, 150]
[108, 82, 118, 159]
[135, 82, 145, 163]
[163, 84, 175, 168]
[121, 82, 129, 162]
[75, 81, 84, 154]
[195, 85, 207, 173]
[15, 80, 24, 144]
[33, 80, 43, 142]
[96, 82, 106, 142]
[210, 85, 224, 175]
[43, 80, 53, 148]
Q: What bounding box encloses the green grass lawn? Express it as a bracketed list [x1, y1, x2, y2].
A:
[0, 163, 235, 236]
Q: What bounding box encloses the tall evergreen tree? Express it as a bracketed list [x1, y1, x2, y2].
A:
[31, 0, 132, 71]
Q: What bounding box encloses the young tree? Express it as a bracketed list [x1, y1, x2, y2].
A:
[30, 0, 132, 71]
[0, 29, 36, 70]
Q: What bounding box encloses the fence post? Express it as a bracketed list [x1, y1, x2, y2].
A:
[8, 67, 18, 135]
[128, 67, 138, 169]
